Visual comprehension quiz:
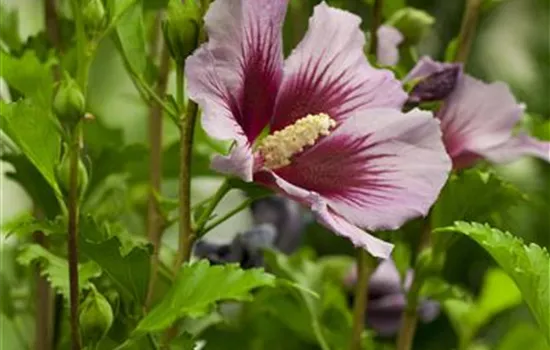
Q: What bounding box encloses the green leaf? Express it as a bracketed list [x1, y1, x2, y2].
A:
[445, 37, 459, 62]
[0, 50, 54, 108]
[444, 269, 522, 347]
[263, 249, 353, 350]
[496, 323, 548, 350]
[363, 0, 406, 17]
[107, 0, 138, 21]
[1, 153, 61, 218]
[80, 217, 152, 304]
[438, 222, 549, 341]
[0, 99, 62, 197]
[1, 213, 64, 238]
[133, 260, 275, 335]
[432, 169, 524, 228]
[113, 2, 147, 77]
[383, 0, 406, 17]
[17, 244, 102, 299]
[420, 277, 473, 303]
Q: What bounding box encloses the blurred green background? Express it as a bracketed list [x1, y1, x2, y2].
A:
[1, 0, 548, 349]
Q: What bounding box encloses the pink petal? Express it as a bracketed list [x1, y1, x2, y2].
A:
[185, 0, 287, 143]
[255, 171, 394, 258]
[274, 108, 451, 232]
[437, 75, 525, 166]
[211, 142, 254, 182]
[376, 25, 403, 66]
[481, 133, 550, 164]
[271, 3, 406, 131]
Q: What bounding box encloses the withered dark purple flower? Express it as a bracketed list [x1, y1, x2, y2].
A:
[407, 65, 461, 106]
[194, 223, 277, 269]
[250, 196, 303, 254]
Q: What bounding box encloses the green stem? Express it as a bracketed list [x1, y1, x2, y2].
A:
[199, 198, 254, 237]
[130, 71, 178, 120]
[194, 180, 232, 233]
[173, 66, 198, 273]
[350, 250, 377, 350]
[145, 29, 172, 310]
[369, 0, 383, 56]
[67, 1, 96, 348]
[396, 217, 432, 350]
[67, 127, 82, 350]
[454, 0, 483, 63]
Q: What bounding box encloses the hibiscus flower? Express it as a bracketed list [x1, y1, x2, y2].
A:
[186, 0, 451, 258]
[406, 56, 550, 169]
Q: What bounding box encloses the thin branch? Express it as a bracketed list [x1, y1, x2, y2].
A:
[369, 0, 383, 56]
[396, 217, 432, 350]
[455, 0, 483, 63]
[199, 198, 254, 237]
[145, 22, 172, 310]
[350, 250, 377, 350]
[44, 0, 62, 52]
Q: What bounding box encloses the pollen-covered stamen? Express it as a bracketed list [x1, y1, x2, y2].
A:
[258, 113, 336, 169]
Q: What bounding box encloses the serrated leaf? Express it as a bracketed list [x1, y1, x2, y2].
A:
[79, 217, 152, 304]
[263, 249, 352, 350]
[17, 244, 101, 299]
[0, 99, 62, 197]
[133, 260, 275, 335]
[1, 213, 64, 238]
[0, 50, 54, 108]
[432, 169, 524, 228]
[438, 222, 549, 341]
[420, 277, 473, 303]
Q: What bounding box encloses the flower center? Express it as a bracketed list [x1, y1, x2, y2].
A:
[257, 113, 336, 170]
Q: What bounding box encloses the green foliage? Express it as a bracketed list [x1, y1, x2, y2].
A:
[133, 260, 275, 335]
[364, 0, 406, 18]
[444, 269, 522, 347]
[80, 217, 152, 304]
[1, 154, 61, 218]
[438, 222, 550, 341]
[0, 50, 54, 108]
[431, 169, 524, 228]
[386, 7, 435, 44]
[263, 249, 358, 350]
[496, 323, 548, 350]
[0, 99, 62, 198]
[2, 213, 64, 238]
[17, 244, 102, 299]
[113, 1, 148, 78]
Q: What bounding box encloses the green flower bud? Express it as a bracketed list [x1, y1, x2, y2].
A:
[79, 286, 113, 346]
[55, 148, 89, 198]
[82, 0, 107, 37]
[162, 0, 201, 64]
[53, 74, 86, 125]
[386, 8, 435, 44]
